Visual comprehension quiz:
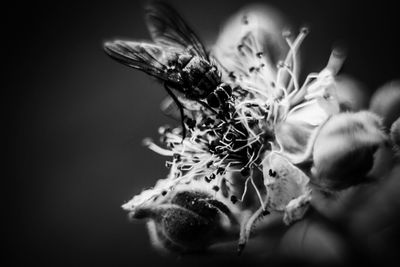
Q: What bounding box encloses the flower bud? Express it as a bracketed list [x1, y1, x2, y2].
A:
[152, 191, 225, 252]
[125, 187, 237, 253]
[370, 80, 400, 128]
[335, 75, 368, 111]
[311, 111, 388, 191]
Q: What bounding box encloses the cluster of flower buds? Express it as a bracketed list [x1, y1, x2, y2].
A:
[105, 2, 398, 256]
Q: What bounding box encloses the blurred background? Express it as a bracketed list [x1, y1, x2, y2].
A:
[7, 0, 399, 266]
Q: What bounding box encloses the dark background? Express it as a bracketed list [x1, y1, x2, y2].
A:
[8, 0, 399, 266]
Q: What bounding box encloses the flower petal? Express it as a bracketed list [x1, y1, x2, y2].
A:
[262, 152, 311, 224]
[211, 4, 287, 92]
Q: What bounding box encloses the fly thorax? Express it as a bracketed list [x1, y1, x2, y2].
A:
[182, 57, 219, 98]
[177, 54, 193, 68]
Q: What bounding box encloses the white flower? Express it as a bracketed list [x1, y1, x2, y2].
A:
[121, 5, 344, 252]
[107, 1, 393, 255]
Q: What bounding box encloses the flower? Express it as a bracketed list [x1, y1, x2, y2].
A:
[106, 1, 393, 255]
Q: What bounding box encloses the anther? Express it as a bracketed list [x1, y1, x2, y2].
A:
[300, 26, 310, 35]
[282, 30, 292, 38]
[242, 15, 249, 25]
[262, 210, 270, 216]
[212, 185, 220, 192]
[230, 195, 238, 204]
[173, 153, 181, 161]
[160, 136, 167, 143]
[165, 162, 172, 168]
[162, 126, 172, 134]
[206, 161, 214, 168]
[185, 118, 196, 129]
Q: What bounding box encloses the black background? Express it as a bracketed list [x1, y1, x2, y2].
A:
[8, 0, 399, 266]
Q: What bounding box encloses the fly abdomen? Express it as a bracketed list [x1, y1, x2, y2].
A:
[198, 66, 222, 94]
[206, 83, 233, 108]
[204, 66, 221, 87]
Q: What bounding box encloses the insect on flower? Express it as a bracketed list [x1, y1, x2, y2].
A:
[107, 0, 373, 257]
[106, 3, 276, 254]
[104, 2, 235, 138]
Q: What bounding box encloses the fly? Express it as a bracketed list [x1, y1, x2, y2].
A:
[104, 2, 234, 138]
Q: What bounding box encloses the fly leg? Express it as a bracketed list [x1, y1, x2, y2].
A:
[164, 83, 187, 141]
[196, 100, 218, 115]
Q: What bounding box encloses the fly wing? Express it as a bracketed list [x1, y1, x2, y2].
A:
[160, 96, 181, 120]
[145, 2, 208, 59]
[104, 40, 183, 84]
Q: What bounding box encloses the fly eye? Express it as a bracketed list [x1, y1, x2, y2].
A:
[207, 92, 220, 108]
